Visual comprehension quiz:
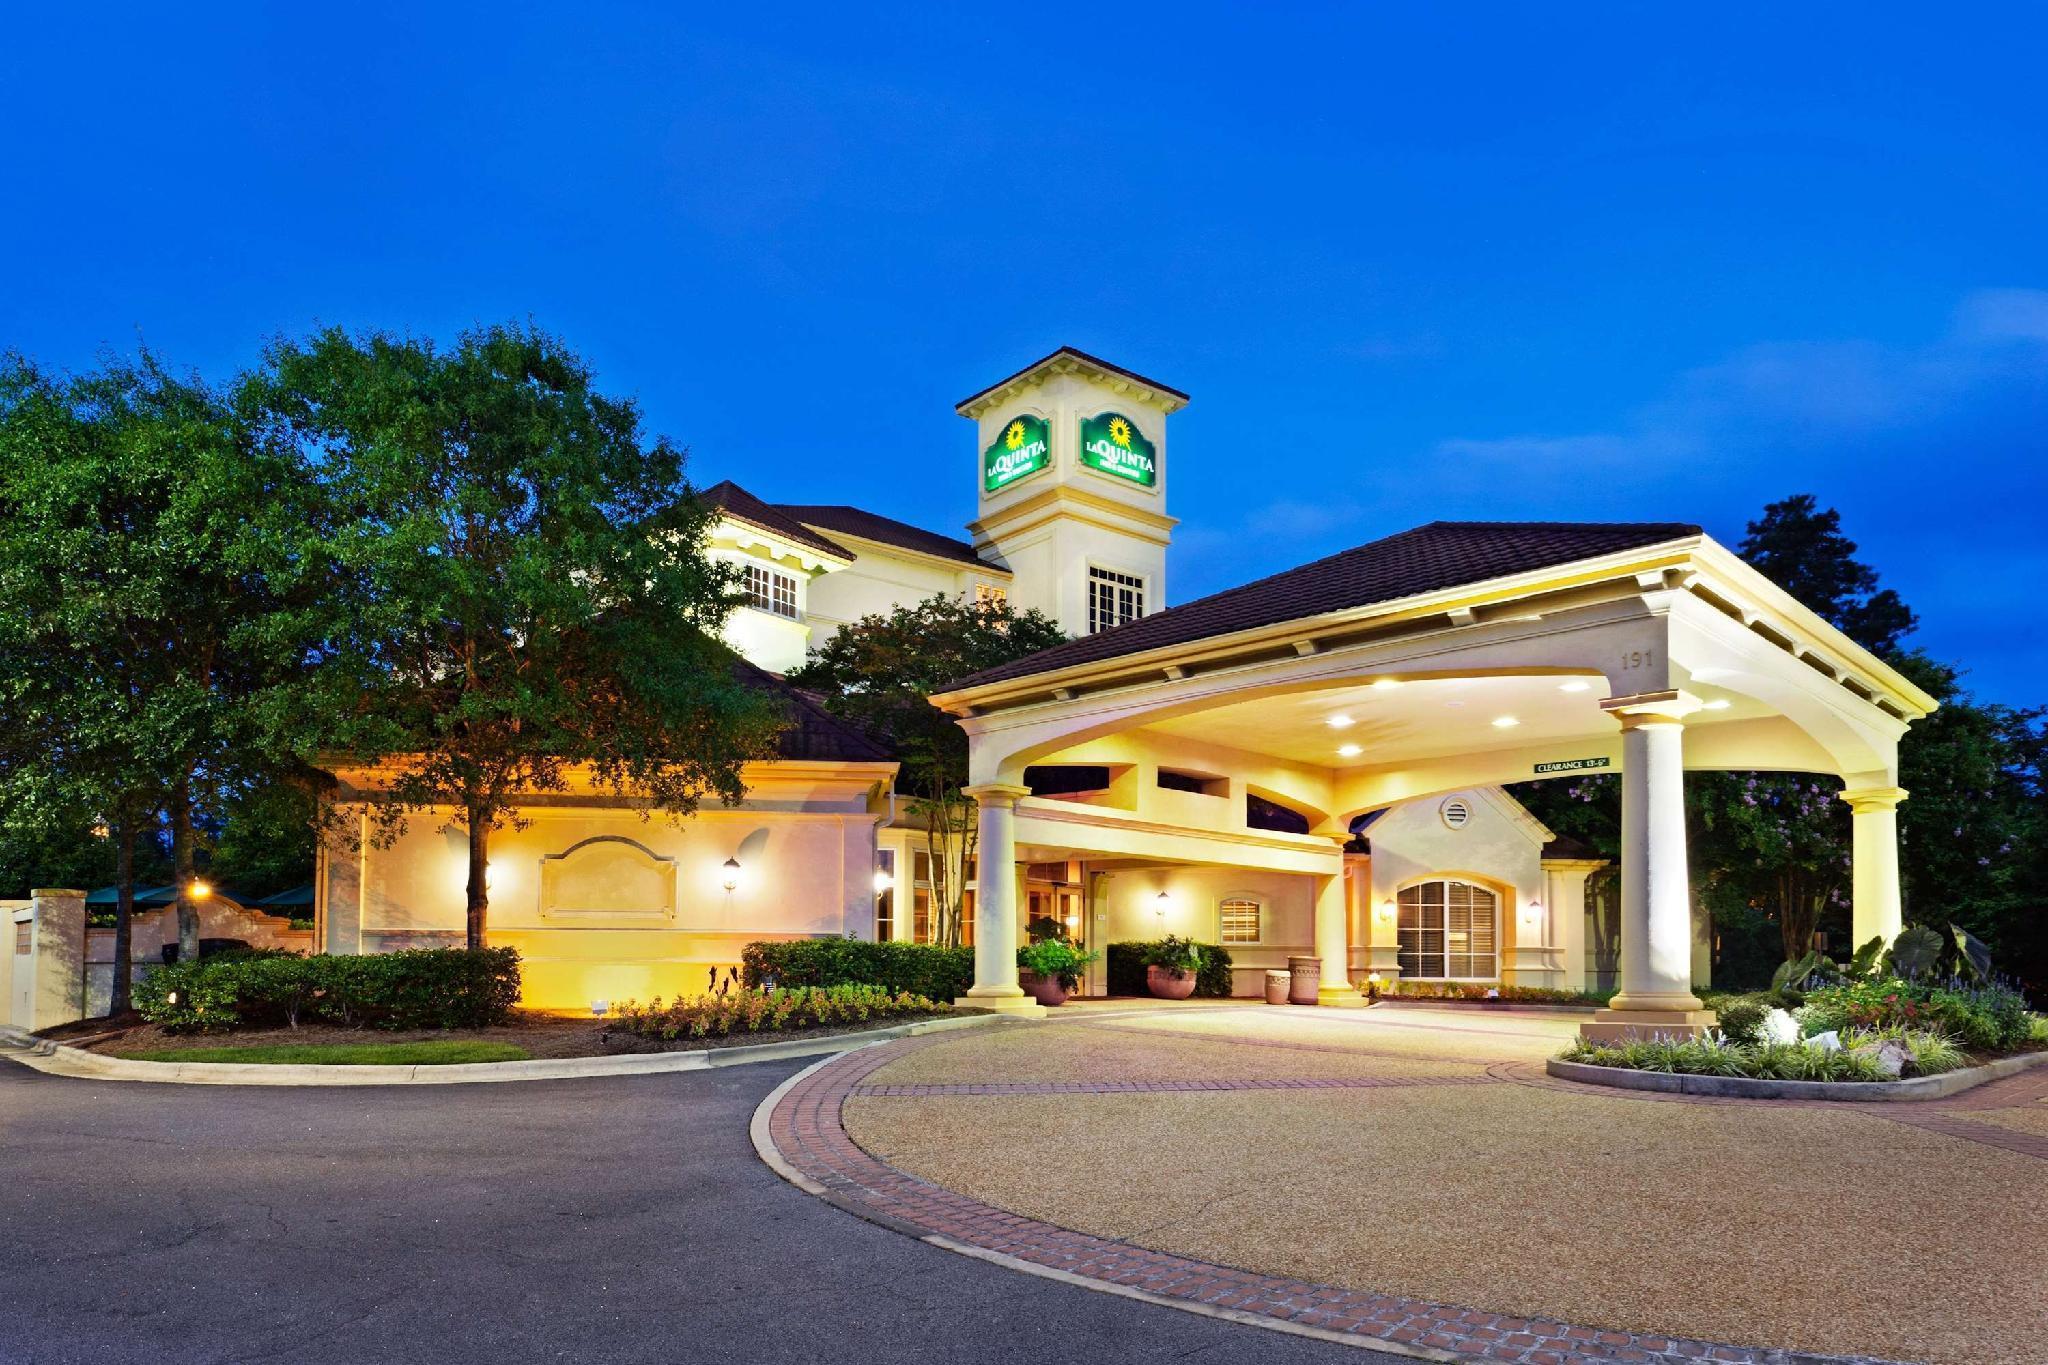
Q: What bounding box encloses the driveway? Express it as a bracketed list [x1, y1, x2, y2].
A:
[842, 1004, 2048, 1365]
[0, 1055, 1391, 1364]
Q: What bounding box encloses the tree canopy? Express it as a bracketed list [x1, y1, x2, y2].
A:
[239, 323, 785, 948]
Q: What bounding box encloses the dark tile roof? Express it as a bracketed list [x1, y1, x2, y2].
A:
[948, 520, 1702, 691]
[775, 503, 996, 571]
[955, 346, 1189, 412]
[701, 481, 855, 560]
[1540, 833, 1610, 862]
[733, 657, 896, 763]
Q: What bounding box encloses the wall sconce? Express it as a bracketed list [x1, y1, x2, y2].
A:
[1154, 890, 1169, 928]
[1377, 897, 1396, 922]
[872, 869, 893, 894]
[188, 879, 212, 901]
[722, 857, 743, 893]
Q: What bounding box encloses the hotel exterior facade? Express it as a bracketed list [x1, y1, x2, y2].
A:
[314, 348, 1935, 1034]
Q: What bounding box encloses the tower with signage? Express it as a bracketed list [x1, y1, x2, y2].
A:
[958, 347, 1184, 637]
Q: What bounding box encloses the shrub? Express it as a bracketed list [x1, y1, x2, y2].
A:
[1106, 940, 1236, 997]
[134, 948, 522, 1032]
[610, 985, 939, 1040]
[1801, 975, 2037, 1053]
[1388, 981, 1614, 1006]
[1713, 993, 1772, 1046]
[741, 938, 974, 1002]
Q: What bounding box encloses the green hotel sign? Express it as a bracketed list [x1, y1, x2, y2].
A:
[1079, 411, 1158, 488]
[983, 413, 1051, 493]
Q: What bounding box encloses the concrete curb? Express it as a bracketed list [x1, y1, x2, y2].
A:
[1546, 1047, 2048, 1102]
[0, 1013, 1002, 1087]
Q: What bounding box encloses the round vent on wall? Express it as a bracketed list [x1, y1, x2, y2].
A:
[1439, 798, 1472, 830]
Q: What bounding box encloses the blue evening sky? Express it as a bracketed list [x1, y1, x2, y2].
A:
[5, 6, 2044, 704]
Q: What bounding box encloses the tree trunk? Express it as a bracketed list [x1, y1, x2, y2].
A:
[111, 807, 135, 1014]
[464, 801, 490, 950]
[171, 773, 199, 963]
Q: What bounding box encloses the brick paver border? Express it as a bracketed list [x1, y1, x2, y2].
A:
[757, 1036, 1896, 1365]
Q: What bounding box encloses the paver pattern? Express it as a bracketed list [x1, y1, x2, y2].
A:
[768, 1005, 2048, 1365]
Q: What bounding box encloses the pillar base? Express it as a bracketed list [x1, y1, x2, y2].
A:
[1317, 984, 1368, 1009]
[1580, 1007, 1718, 1044]
[954, 991, 1047, 1019]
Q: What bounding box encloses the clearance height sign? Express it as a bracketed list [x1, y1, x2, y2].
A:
[1079, 412, 1157, 488]
[984, 414, 1051, 493]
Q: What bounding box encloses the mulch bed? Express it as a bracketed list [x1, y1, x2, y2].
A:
[69, 1007, 958, 1061]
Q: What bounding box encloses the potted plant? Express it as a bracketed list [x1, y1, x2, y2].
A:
[1143, 936, 1203, 1000]
[1017, 939, 1097, 1007]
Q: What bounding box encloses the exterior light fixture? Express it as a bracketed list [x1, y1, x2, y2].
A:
[1337, 743, 1362, 758]
[1558, 680, 1592, 693]
[1701, 698, 1731, 710]
[1327, 714, 1354, 729]
[872, 869, 893, 894]
[722, 857, 742, 893]
[1490, 716, 1520, 729]
[188, 879, 212, 900]
[1365, 970, 1382, 1002]
[590, 999, 610, 1020]
[1370, 678, 1403, 690]
[1378, 897, 1396, 921]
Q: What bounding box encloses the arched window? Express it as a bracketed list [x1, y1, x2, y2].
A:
[1218, 897, 1263, 945]
[1396, 879, 1498, 980]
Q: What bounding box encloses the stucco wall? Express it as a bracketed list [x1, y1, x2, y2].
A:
[1093, 865, 1319, 997]
[1362, 788, 1547, 986]
[320, 785, 882, 1011]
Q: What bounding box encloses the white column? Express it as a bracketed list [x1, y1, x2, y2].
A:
[1542, 860, 1602, 994]
[956, 784, 1043, 1016]
[1841, 786, 1907, 950]
[1604, 694, 1704, 1014]
[1315, 842, 1364, 1007]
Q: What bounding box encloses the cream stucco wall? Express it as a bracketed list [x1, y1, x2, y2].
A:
[801, 534, 1008, 638]
[1093, 864, 1320, 997]
[318, 767, 887, 1011]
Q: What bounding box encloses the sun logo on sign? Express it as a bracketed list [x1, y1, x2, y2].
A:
[1004, 420, 1026, 450]
[1108, 416, 1132, 447]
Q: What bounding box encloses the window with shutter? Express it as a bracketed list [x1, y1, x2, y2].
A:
[1218, 898, 1262, 945]
[1395, 879, 1498, 980]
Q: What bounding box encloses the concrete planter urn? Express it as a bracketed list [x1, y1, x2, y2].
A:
[1018, 969, 1070, 1008]
[1146, 965, 1197, 1000]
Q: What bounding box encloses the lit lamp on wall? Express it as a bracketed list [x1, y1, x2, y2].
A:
[722, 857, 743, 894]
[872, 869, 893, 895]
[1377, 897, 1396, 923]
[1522, 900, 1545, 941]
[188, 879, 212, 901]
[1154, 890, 1169, 933]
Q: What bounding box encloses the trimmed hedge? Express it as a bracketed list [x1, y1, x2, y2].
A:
[612, 985, 941, 1041]
[1106, 940, 1236, 998]
[741, 938, 974, 1002]
[134, 948, 522, 1032]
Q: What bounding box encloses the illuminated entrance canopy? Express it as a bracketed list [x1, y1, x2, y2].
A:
[1079, 411, 1158, 488]
[983, 413, 1051, 493]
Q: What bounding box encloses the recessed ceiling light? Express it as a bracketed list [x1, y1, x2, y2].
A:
[1701, 698, 1731, 710]
[1491, 716, 1520, 728]
[1337, 743, 1362, 758]
[1558, 680, 1592, 693]
[1369, 678, 1403, 690]
[1327, 714, 1355, 729]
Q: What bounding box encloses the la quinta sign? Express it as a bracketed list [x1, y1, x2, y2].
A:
[983, 414, 1051, 493]
[1079, 412, 1158, 488]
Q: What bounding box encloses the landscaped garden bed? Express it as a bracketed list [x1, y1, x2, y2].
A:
[1554, 927, 2047, 1094]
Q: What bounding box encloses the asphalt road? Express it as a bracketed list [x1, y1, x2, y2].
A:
[0, 1058, 1392, 1365]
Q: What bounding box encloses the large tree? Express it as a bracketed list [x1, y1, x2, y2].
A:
[0, 353, 289, 998]
[790, 594, 1066, 947]
[240, 324, 784, 948]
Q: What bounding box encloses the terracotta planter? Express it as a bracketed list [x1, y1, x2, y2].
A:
[1019, 968, 1070, 1007]
[1264, 970, 1291, 1005]
[1146, 964, 1197, 1000]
